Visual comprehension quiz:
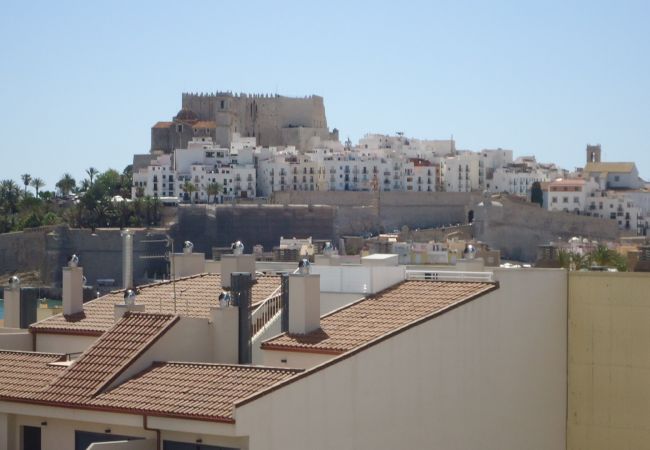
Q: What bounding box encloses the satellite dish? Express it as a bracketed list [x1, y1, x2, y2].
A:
[298, 258, 311, 275]
[231, 240, 244, 256]
[8, 275, 20, 289]
[124, 289, 137, 306]
[68, 254, 79, 267]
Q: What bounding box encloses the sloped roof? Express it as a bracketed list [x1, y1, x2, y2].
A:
[152, 121, 173, 129]
[0, 351, 66, 399]
[585, 162, 636, 174]
[262, 281, 496, 354]
[193, 120, 217, 129]
[1, 314, 300, 423]
[35, 313, 178, 404]
[30, 274, 280, 336]
[88, 362, 301, 422]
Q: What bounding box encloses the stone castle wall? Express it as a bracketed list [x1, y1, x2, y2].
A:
[170, 204, 336, 257]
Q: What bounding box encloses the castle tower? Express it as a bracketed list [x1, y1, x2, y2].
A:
[586, 144, 601, 163]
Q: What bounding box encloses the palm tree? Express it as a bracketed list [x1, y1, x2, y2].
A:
[206, 182, 223, 204]
[86, 167, 99, 186]
[56, 173, 76, 197]
[0, 180, 21, 231]
[20, 174, 32, 196]
[30, 178, 45, 197]
[182, 181, 197, 204]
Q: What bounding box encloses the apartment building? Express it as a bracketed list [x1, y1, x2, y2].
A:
[0, 252, 569, 450]
[133, 136, 256, 202]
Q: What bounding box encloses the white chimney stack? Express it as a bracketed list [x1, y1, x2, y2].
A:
[210, 295, 239, 364]
[221, 254, 256, 288]
[4, 276, 22, 328]
[62, 259, 84, 316]
[288, 273, 321, 335]
[114, 289, 145, 322]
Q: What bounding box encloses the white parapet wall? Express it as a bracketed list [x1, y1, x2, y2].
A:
[311, 264, 405, 294]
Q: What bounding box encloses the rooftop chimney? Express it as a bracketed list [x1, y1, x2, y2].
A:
[210, 291, 238, 364]
[114, 289, 145, 322]
[121, 229, 134, 289]
[171, 240, 205, 278]
[3, 276, 21, 328]
[288, 272, 320, 335]
[231, 272, 253, 364]
[221, 249, 256, 289]
[63, 256, 84, 316]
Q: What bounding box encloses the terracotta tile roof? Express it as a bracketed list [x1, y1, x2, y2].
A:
[262, 281, 496, 354]
[153, 121, 173, 129]
[0, 351, 66, 399]
[30, 274, 280, 335]
[585, 162, 636, 174]
[192, 120, 217, 129]
[88, 362, 301, 422]
[35, 313, 178, 404]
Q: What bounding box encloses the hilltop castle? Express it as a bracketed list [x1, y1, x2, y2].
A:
[150, 92, 338, 152]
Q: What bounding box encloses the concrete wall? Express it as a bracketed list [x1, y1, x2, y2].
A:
[237, 268, 568, 450]
[568, 271, 650, 450]
[0, 330, 32, 351]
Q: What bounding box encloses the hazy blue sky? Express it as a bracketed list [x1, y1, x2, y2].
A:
[1, 0, 648, 189]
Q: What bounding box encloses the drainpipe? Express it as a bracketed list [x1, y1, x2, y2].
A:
[143, 415, 161, 450]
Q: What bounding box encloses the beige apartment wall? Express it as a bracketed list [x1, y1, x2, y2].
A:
[0, 330, 32, 351]
[1, 403, 243, 450]
[35, 333, 98, 355]
[109, 317, 212, 389]
[238, 269, 568, 450]
[568, 271, 650, 450]
[261, 348, 332, 370]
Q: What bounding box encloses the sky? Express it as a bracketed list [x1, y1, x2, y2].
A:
[1, 0, 649, 190]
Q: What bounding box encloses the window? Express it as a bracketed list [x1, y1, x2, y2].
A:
[562, 197, 568, 203]
[220, 100, 225, 109]
[75, 431, 140, 450]
[22, 426, 41, 450]
[163, 441, 238, 450]
[614, 175, 620, 182]
[573, 197, 579, 203]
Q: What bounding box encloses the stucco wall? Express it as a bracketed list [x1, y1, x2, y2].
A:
[35, 333, 98, 355]
[568, 271, 650, 450]
[237, 268, 568, 450]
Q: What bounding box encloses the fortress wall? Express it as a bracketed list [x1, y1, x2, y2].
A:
[0, 229, 47, 278]
[474, 199, 620, 262]
[171, 204, 336, 256]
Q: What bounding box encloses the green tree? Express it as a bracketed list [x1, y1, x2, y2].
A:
[30, 178, 45, 197]
[20, 174, 32, 196]
[587, 244, 628, 271]
[206, 182, 222, 204]
[56, 173, 76, 197]
[530, 181, 543, 207]
[182, 181, 197, 204]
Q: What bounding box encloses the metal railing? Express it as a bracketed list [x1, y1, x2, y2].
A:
[406, 270, 493, 282]
[251, 293, 283, 337]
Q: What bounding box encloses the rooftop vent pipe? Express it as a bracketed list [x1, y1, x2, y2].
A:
[122, 229, 134, 289]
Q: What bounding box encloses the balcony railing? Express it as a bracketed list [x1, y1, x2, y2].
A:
[406, 270, 494, 282]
